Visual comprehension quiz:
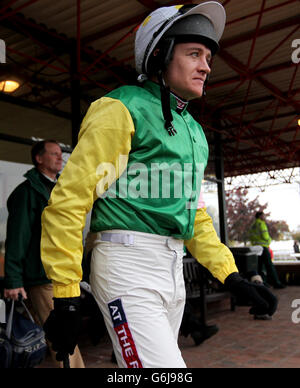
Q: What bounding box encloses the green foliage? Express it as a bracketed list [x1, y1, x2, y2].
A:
[292, 232, 300, 241]
[225, 188, 290, 243]
[268, 220, 290, 241]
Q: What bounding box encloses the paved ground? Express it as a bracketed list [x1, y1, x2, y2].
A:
[39, 285, 300, 368]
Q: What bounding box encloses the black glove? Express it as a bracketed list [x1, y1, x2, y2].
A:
[43, 297, 81, 362]
[225, 273, 278, 316]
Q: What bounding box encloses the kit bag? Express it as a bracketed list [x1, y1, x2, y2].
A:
[0, 299, 47, 368]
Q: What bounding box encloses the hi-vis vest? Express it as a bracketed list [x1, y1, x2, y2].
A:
[250, 218, 272, 247]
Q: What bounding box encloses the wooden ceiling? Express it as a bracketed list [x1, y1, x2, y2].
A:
[0, 0, 299, 176]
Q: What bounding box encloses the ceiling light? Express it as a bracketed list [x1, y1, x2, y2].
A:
[0, 80, 20, 93]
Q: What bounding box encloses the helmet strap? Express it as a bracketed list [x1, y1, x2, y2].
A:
[164, 38, 175, 69]
[158, 71, 177, 136]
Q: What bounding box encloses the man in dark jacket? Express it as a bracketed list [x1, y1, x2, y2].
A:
[4, 140, 85, 368]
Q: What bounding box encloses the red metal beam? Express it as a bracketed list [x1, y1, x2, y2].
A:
[2, 0, 298, 178]
[291, 131, 300, 160]
[264, 101, 281, 149]
[218, 110, 294, 159]
[82, 0, 191, 45]
[0, 0, 41, 22]
[5, 12, 129, 86]
[224, 156, 300, 177]
[288, 65, 298, 96]
[219, 49, 300, 112]
[239, 98, 278, 148]
[222, 14, 300, 49]
[82, 24, 139, 76]
[235, 79, 254, 151]
[209, 62, 298, 93]
[6, 46, 68, 74]
[257, 75, 300, 112]
[222, 147, 278, 178]
[216, 88, 298, 112]
[223, 124, 297, 143]
[224, 146, 272, 163]
[252, 24, 300, 72]
[8, 13, 69, 42]
[203, 122, 264, 152]
[9, 19, 70, 72]
[223, 145, 300, 167]
[246, 0, 266, 69]
[226, 0, 298, 27]
[270, 116, 299, 150]
[210, 79, 247, 113]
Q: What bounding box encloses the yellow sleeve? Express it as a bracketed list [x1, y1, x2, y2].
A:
[41, 97, 135, 298]
[184, 208, 238, 284]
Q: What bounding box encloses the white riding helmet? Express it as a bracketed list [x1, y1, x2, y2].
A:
[135, 2, 226, 77]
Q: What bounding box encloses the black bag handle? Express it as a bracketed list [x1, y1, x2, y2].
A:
[5, 299, 35, 339]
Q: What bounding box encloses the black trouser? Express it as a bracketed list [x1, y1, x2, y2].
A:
[258, 247, 281, 286]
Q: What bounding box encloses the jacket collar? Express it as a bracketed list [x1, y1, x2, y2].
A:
[24, 167, 52, 200]
[143, 81, 189, 114]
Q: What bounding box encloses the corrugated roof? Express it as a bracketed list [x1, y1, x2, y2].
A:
[0, 0, 299, 175]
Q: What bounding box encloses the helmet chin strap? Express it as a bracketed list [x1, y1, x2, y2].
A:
[157, 71, 208, 136]
[157, 70, 177, 136]
[152, 38, 177, 137]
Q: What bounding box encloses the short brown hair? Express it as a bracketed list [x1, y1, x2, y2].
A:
[31, 139, 60, 167]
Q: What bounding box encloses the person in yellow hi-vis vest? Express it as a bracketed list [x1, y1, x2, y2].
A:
[250, 212, 285, 289]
